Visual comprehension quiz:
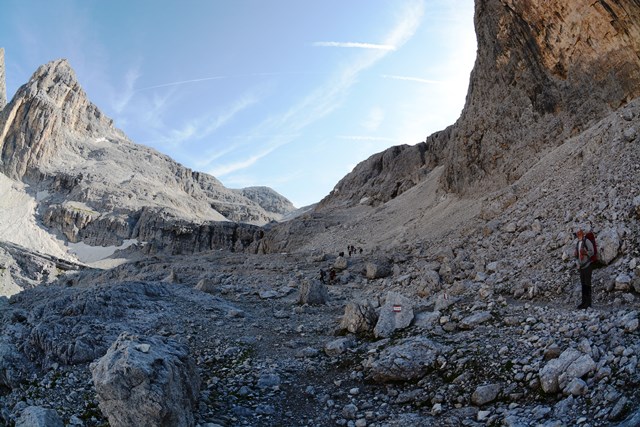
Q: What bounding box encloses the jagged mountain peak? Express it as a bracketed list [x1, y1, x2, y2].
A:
[29, 58, 74, 86]
[0, 58, 115, 180]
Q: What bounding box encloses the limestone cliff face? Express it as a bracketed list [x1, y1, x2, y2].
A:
[441, 0, 640, 193]
[319, 0, 640, 208]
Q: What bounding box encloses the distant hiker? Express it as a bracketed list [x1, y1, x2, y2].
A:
[575, 227, 595, 309]
[319, 269, 326, 284]
[329, 268, 336, 284]
[358, 247, 363, 255]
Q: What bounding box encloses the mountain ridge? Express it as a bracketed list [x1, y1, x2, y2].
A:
[0, 57, 295, 268]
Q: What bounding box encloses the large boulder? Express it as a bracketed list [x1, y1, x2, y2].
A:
[334, 256, 348, 271]
[339, 300, 378, 335]
[367, 336, 450, 383]
[365, 261, 391, 280]
[20, 282, 171, 368]
[91, 333, 200, 427]
[539, 348, 596, 394]
[15, 406, 64, 427]
[0, 340, 33, 389]
[373, 292, 414, 338]
[597, 227, 621, 265]
[298, 279, 329, 305]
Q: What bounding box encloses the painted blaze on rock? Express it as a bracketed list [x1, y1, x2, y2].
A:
[373, 291, 414, 338]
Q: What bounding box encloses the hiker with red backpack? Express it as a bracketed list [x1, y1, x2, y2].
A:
[575, 227, 597, 309]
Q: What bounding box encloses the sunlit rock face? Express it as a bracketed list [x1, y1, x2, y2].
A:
[0, 59, 116, 180]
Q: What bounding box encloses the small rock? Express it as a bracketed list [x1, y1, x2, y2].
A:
[257, 373, 281, 389]
[431, 403, 443, 415]
[624, 318, 639, 333]
[259, 289, 279, 299]
[135, 344, 151, 353]
[324, 337, 356, 356]
[472, 383, 501, 406]
[615, 274, 632, 291]
[564, 377, 588, 396]
[342, 403, 358, 420]
[459, 311, 492, 330]
[623, 127, 637, 142]
[477, 410, 491, 421]
[543, 344, 562, 360]
[255, 404, 275, 415]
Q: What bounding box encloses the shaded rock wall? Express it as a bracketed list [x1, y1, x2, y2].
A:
[441, 0, 640, 194]
[318, 0, 640, 208]
[317, 143, 431, 209]
[131, 207, 264, 255]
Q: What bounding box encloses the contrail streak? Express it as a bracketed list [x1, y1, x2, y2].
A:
[136, 76, 227, 91]
[313, 41, 397, 50]
[381, 74, 441, 84]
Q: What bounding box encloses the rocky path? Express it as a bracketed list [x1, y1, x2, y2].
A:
[1, 249, 639, 427]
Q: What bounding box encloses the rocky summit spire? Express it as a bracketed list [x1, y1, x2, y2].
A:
[0, 48, 6, 110]
[0, 58, 116, 180]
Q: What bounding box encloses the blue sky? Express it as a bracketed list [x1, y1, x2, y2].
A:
[1, 0, 476, 208]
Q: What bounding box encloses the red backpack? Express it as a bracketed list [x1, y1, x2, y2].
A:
[584, 231, 598, 263]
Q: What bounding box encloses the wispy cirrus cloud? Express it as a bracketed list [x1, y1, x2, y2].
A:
[208, 145, 280, 177]
[155, 91, 261, 146]
[206, 0, 425, 178]
[112, 65, 142, 114]
[312, 41, 396, 50]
